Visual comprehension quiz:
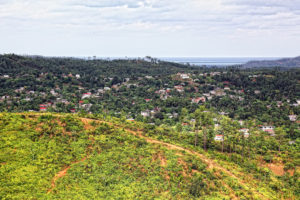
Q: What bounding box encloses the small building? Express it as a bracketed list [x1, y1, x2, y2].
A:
[75, 74, 81, 79]
[40, 104, 47, 112]
[145, 75, 153, 79]
[214, 135, 224, 141]
[141, 111, 150, 117]
[191, 97, 206, 104]
[174, 86, 184, 92]
[289, 141, 295, 145]
[289, 115, 297, 122]
[239, 128, 250, 138]
[82, 93, 92, 99]
[260, 126, 275, 136]
[180, 73, 190, 79]
[254, 90, 261, 94]
[145, 99, 152, 102]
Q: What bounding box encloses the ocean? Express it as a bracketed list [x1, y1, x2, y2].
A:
[158, 57, 280, 66]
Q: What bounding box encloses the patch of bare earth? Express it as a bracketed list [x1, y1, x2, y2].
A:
[266, 163, 294, 176]
[47, 157, 87, 193]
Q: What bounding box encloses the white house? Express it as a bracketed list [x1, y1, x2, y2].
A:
[82, 93, 92, 99]
[260, 126, 275, 135]
[254, 90, 261, 94]
[214, 135, 224, 141]
[174, 86, 184, 92]
[289, 115, 297, 122]
[180, 73, 190, 79]
[260, 126, 274, 131]
[141, 111, 150, 117]
[75, 74, 81, 79]
[239, 128, 250, 138]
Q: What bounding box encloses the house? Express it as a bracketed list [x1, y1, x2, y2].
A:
[277, 101, 283, 108]
[75, 74, 81, 79]
[210, 72, 221, 76]
[82, 93, 92, 99]
[174, 86, 184, 92]
[179, 73, 190, 79]
[155, 89, 166, 94]
[141, 111, 150, 117]
[260, 126, 275, 136]
[289, 115, 297, 122]
[254, 90, 261, 94]
[50, 89, 58, 96]
[127, 118, 135, 121]
[40, 104, 47, 112]
[219, 112, 228, 115]
[70, 108, 76, 113]
[82, 103, 92, 110]
[104, 87, 111, 91]
[98, 89, 105, 94]
[145, 75, 153, 79]
[224, 87, 230, 91]
[289, 141, 295, 145]
[214, 88, 226, 96]
[3, 75, 9, 78]
[210, 90, 216, 95]
[214, 135, 224, 141]
[191, 97, 206, 104]
[145, 99, 152, 102]
[240, 128, 250, 138]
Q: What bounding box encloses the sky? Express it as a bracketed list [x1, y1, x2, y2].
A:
[0, 0, 300, 57]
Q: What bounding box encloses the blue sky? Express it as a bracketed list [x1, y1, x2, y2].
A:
[0, 0, 299, 57]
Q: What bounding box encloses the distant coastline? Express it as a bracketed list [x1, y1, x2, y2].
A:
[158, 57, 281, 66]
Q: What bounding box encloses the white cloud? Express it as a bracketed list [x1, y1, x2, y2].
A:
[0, 0, 299, 56]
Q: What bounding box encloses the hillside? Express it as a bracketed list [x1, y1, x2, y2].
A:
[0, 113, 299, 199]
[243, 56, 300, 68]
[0, 54, 299, 199]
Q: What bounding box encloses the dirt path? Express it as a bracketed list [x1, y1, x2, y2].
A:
[47, 156, 87, 193]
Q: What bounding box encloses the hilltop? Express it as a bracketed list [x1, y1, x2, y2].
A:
[243, 56, 300, 68]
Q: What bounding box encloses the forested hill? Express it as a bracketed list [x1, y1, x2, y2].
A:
[0, 54, 195, 77]
[243, 56, 300, 68]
